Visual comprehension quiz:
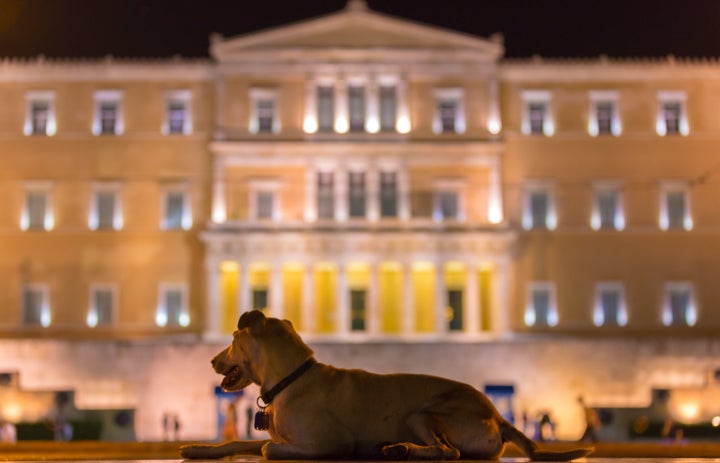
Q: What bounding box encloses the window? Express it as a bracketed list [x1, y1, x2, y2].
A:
[525, 282, 558, 327]
[348, 85, 365, 132]
[350, 289, 367, 331]
[380, 171, 398, 218]
[522, 90, 553, 136]
[433, 89, 465, 134]
[662, 282, 696, 327]
[249, 180, 280, 222]
[22, 285, 50, 327]
[447, 289, 463, 331]
[435, 191, 459, 222]
[660, 182, 692, 231]
[93, 90, 123, 135]
[163, 90, 192, 135]
[317, 172, 334, 220]
[256, 191, 274, 220]
[523, 183, 556, 230]
[21, 183, 53, 231]
[589, 91, 621, 136]
[591, 183, 624, 231]
[317, 86, 335, 133]
[87, 285, 116, 327]
[348, 171, 366, 218]
[379, 85, 397, 132]
[657, 91, 688, 136]
[24, 91, 56, 136]
[90, 183, 122, 231]
[162, 188, 191, 230]
[156, 284, 190, 327]
[252, 289, 268, 311]
[249, 88, 279, 134]
[593, 282, 627, 326]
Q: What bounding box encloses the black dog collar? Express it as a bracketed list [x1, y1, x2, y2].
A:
[259, 357, 317, 406]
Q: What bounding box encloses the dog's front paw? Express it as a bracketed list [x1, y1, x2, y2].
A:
[180, 444, 222, 460]
[382, 443, 410, 460]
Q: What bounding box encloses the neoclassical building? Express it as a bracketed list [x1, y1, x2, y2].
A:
[1, 0, 720, 441]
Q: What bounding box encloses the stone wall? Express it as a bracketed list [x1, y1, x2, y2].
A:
[0, 336, 718, 441]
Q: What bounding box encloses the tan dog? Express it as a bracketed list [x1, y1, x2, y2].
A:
[181, 311, 591, 461]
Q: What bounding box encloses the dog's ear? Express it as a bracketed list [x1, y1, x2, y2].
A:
[237, 310, 266, 334]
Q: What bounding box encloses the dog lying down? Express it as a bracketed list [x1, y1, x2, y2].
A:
[181, 310, 592, 461]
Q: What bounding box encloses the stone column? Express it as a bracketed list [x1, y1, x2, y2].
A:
[337, 263, 349, 335]
[303, 76, 318, 133]
[335, 167, 348, 222]
[240, 262, 251, 314]
[367, 167, 380, 222]
[368, 262, 379, 334]
[270, 263, 284, 319]
[205, 258, 220, 337]
[402, 262, 414, 334]
[211, 160, 226, 223]
[465, 263, 479, 334]
[302, 265, 315, 333]
[435, 262, 446, 334]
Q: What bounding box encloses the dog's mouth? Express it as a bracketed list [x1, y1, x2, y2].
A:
[221, 365, 244, 391]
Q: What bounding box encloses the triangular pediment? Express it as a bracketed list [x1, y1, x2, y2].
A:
[212, 1, 503, 62]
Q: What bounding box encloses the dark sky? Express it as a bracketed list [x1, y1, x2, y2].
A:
[1, 0, 720, 59]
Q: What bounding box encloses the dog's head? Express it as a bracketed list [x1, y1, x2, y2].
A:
[212, 310, 313, 392]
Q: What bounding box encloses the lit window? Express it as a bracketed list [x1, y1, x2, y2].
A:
[659, 182, 692, 231]
[249, 88, 279, 134]
[162, 188, 192, 230]
[252, 289, 268, 311]
[156, 284, 190, 327]
[591, 182, 624, 231]
[593, 282, 627, 327]
[379, 85, 397, 132]
[447, 289, 463, 331]
[348, 171, 366, 218]
[657, 91, 689, 136]
[380, 171, 398, 218]
[522, 90, 553, 136]
[163, 90, 192, 135]
[348, 85, 366, 133]
[525, 282, 558, 327]
[589, 91, 621, 136]
[433, 88, 465, 134]
[24, 91, 56, 136]
[21, 182, 53, 231]
[22, 284, 50, 327]
[317, 86, 335, 133]
[249, 180, 280, 222]
[435, 191, 459, 222]
[662, 282, 696, 327]
[93, 90, 123, 136]
[90, 183, 122, 231]
[350, 289, 367, 331]
[317, 172, 334, 220]
[87, 285, 116, 328]
[523, 183, 556, 230]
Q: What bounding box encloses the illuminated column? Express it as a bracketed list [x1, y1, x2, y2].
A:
[337, 263, 350, 335]
[335, 167, 348, 222]
[493, 260, 509, 335]
[304, 166, 317, 222]
[435, 263, 446, 334]
[215, 79, 226, 138]
[367, 167, 380, 222]
[398, 168, 410, 221]
[465, 263, 479, 334]
[211, 160, 226, 223]
[486, 77, 501, 135]
[396, 76, 411, 134]
[365, 77, 380, 133]
[270, 263, 283, 319]
[302, 265, 315, 333]
[334, 77, 348, 133]
[240, 262, 250, 313]
[368, 262, 379, 334]
[488, 162, 503, 224]
[303, 76, 318, 133]
[402, 263, 413, 334]
[205, 258, 221, 336]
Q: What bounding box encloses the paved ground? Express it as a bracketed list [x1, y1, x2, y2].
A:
[1, 440, 720, 461]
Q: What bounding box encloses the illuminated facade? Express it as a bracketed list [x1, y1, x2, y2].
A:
[2, 0, 720, 440]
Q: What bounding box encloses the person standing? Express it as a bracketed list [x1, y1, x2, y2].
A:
[577, 396, 600, 443]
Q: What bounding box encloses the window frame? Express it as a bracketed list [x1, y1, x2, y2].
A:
[87, 284, 118, 328]
[21, 181, 54, 231]
[89, 182, 123, 231]
[156, 283, 190, 327]
[92, 90, 124, 136]
[591, 181, 624, 231]
[249, 88, 280, 134]
[522, 90, 554, 136]
[161, 184, 192, 230]
[588, 90, 621, 136]
[593, 281, 627, 327]
[522, 182, 556, 230]
[662, 281, 697, 327]
[525, 282, 558, 327]
[433, 88, 465, 134]
[249, 179, 281, 222]
[659, 181, 692, 231]
[656, 91, 689, 136]
[24, 91, 56, 136]
[21, 284, 51, 328]
[163, 90, 192, 135]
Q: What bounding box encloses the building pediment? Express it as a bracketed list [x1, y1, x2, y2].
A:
[211, 0, 503, 64]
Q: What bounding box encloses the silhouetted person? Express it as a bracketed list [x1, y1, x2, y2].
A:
[577, 396, 600, 443]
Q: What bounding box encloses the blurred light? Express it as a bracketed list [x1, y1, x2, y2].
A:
[487, 117, 501, 135]
[334, 116, 348, 133]
[220, 261, 239, 273]
[155, 308, 168, 327]
[396, 116, 411, 134]
[712, 416, 720, 427]
[365, 116, 379, 133]
[678, 402, 700, 422]
[303, 115, 318, 133]
[86, 309, 98, 328]
[178, 313, 190, 327]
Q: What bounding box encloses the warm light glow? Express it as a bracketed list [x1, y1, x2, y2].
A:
[488, 202, 503, 224]
[220, 261, 239, 272]
[19, 209, 29, 231]
[212, 194, 226, 223]
[2, 402, 23, 423]
[334, 116, 349, 133]
[178, 312, 191, 327]
[40, 301, 51, 327]
[303, 115, 318, 133]
[365, 116, 379, 134]
[678, 402, 701, 422]
[487, 117, 501, 135]
[524, 306, 536, 326]
[87, 310, 98, 328]
[155, 308, 168, 327]
[396, 115, 411, 134]
[712, 416, 720, 427]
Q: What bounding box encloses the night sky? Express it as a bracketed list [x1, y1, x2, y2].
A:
[1, 0, 720, 59]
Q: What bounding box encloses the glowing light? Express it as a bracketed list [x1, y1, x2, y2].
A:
[396, 116, 411, 134]
[524, 307, 536, 326]
[593, 305, 604, 327]
[547, 309, 558, 327]
[365, 116, 379, 134]
[40, 302, 51, 328]
[212, 193, 226, 223]
[178, 312, 191, 327]
[686, 304, 697, 326]
[44, 209, 54, 230]
[684, 215, 694, 231]
[487, 117, 501, 135]
[220, 261, 239, 273]
[488, 201, 503, 224]
[303, 115, 318, 134]
[678, 402, 700, 422]
[334, 116, 349, 133]
[2, 402, 22, 422]
[87, 310, 98, 328]
[712, 416, 720, 427]
[543, 119, 555, 137]
[20, 209, 29, 231]
[155, 309, 168, 327]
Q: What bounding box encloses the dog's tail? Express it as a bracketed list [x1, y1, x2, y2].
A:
[501, 422, 592, 461]
[180, 439, 269, 459]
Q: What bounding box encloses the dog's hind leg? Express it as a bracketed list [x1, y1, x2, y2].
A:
[381, 412, 461, 460]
